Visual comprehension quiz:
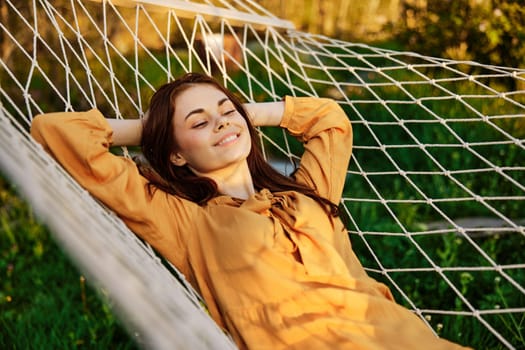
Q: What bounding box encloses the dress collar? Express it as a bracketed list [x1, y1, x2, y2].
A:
[207, 188, 275, 214]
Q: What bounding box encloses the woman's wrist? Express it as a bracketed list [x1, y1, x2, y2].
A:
[243, 101, 285, 127]
[107, 118, 143, 146]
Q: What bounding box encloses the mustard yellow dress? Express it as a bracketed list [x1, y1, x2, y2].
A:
[31, 97, 469, 349]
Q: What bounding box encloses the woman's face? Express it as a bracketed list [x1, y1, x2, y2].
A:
[170, 84, 252, 177]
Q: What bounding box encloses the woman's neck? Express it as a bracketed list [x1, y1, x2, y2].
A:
[217, 163, 255, 200]
[192, 161, 255, 200]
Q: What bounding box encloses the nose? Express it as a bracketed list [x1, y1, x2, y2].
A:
[215, 116, 230, 131]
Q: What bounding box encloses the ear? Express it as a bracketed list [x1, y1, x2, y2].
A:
[170, 152, 187, 166]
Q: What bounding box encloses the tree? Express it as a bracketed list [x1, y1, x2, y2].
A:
[397, 0, 525, 71]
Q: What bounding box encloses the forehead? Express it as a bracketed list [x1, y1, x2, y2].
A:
[174, 84, 229, 115]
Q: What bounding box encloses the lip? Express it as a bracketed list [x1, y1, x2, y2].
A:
[214, 132, 240, 146]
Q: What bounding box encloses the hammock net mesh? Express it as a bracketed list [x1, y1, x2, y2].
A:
[0, 0, 524, 349]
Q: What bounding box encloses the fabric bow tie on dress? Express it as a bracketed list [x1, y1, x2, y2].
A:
[240, 189, 350, 278]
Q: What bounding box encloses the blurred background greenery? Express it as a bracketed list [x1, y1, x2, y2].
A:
[1, 0, 524, 349]
[259, 0, 525, 72]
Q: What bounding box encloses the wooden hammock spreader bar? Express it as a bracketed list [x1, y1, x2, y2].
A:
[88, 0, 295, 31]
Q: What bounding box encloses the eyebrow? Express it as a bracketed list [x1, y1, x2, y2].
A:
[184, 97, 230, 120]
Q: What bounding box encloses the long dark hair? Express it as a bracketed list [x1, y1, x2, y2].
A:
[141, 72, 339, 216]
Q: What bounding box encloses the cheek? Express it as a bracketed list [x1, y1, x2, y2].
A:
[175, 130, 209, 156]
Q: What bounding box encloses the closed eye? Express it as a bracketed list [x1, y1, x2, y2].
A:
[192, 120, 208, 128]
[223, 109, 236, 116]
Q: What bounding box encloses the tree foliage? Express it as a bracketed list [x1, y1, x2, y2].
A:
[397, 0, 525, 69]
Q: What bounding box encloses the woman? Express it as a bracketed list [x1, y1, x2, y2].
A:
[31, 73, 468, 349]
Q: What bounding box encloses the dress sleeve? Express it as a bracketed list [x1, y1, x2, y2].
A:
[30, 109, 196, 275]
[280, 96, 353, 204]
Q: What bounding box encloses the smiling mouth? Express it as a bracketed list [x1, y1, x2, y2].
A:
[215, 133, 240, 146]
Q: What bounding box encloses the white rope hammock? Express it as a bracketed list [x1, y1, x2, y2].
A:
[1, 0, 524, 349]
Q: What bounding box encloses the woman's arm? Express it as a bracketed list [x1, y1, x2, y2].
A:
[30, 110, 194, 275]
[278, 96, 353, 204]
[107, 118, 143, 146]
[243, 101, 285, 127]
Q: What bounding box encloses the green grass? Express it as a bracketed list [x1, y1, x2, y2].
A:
[349, 230, 525, 349]
[0, 177, 137, 349]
